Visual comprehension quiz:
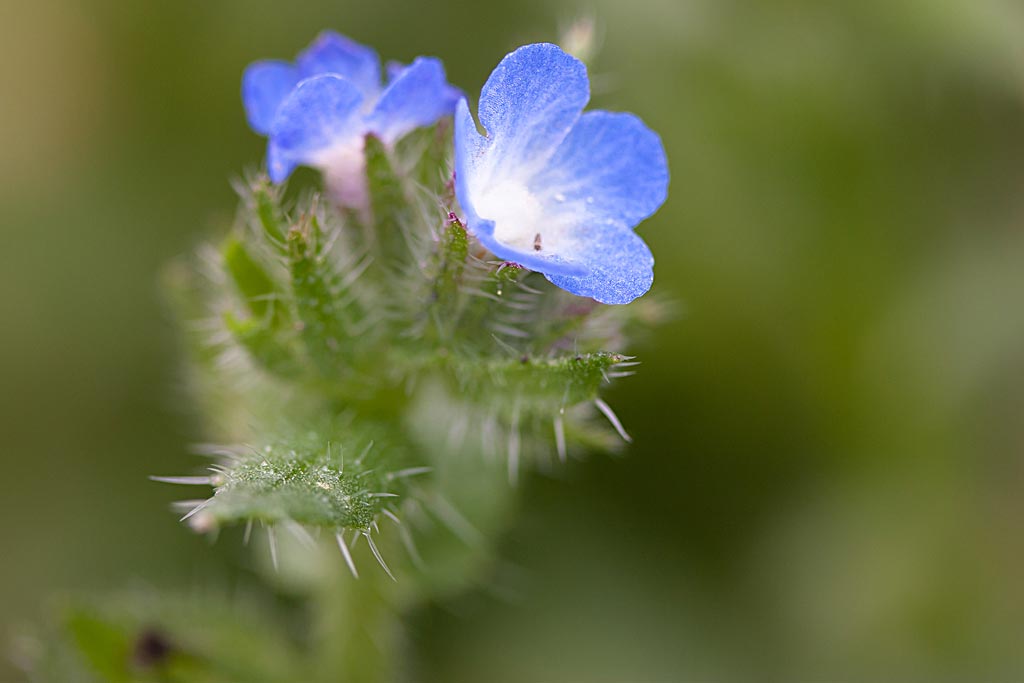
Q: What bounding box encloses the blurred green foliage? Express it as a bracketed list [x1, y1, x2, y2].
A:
[3, 0, 1024, 680]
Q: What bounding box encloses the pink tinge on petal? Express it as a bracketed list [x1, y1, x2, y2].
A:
[318, 142, 370, 215]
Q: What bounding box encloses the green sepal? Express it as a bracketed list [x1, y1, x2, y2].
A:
[395, 120, 453, 198]
[250, 176, 288, 246]
[223, 312, 299, 378]
[222, 237, 287, 326]
[450, 259, 530, 347]
[420, 217, 469, 339]
[286, 213, 358, 379]
[364, 134, 415, 268]
[450, 351, 628, 414]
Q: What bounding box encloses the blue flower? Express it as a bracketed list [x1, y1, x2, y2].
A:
[454, 44, 668, 304]
[243, 31, 460, 205]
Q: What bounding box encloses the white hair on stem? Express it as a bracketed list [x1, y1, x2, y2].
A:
[335, 531, 359, 578]
[554, 414, 567, 463]
[363, 532, 396, 581]
[594, 398, 633, 443]
[267, 526, 279, 572]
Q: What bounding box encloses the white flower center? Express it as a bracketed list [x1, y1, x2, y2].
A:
[474, 181, 572, 255]
[316, 141, 369, 210]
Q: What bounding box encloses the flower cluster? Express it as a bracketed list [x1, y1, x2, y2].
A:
[243, 32, 668, 304]
[243, 31, 460, 206]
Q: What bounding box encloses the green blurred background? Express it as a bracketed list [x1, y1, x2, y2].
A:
[3, 0, 1024, 680]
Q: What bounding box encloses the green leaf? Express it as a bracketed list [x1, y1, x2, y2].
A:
[199, 431, 399, 532]
[28, 592, 312, 683]
[66, 610, 133, 683]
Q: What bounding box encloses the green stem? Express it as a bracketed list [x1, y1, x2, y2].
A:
[314, 554, 404, 683]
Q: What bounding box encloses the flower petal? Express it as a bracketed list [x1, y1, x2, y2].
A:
[477, 43, 589, 182]
[297, 30, 381, 98]
[266, 75, 365, 183]
[385, 60, 405, 83]
[453, 43, 662, 304]
[242, 60, 299, 135]
[454, 97, 488, 224]
[367, 57, 460, 145]
[472, 220, 590, 277]
[530, 111, 668, 229]
[456, 96, 586, 278]
[544, 223, 654, 304]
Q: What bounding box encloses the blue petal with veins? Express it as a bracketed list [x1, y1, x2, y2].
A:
[454, 44, 668, 304]
[266, 75, 364, 183]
